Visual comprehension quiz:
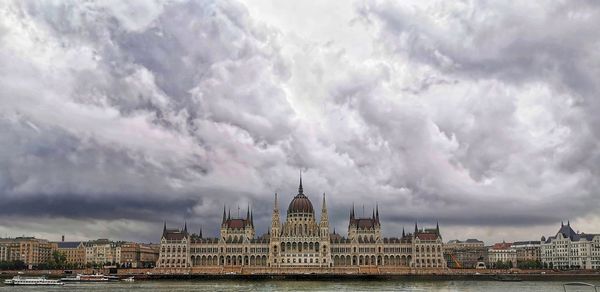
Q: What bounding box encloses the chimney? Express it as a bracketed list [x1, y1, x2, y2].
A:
[61, 235, 65, 242]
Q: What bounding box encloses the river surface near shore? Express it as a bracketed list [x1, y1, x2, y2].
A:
[1, 280, 599, 291]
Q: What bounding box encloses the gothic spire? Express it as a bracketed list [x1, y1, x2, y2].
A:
[246, 205, 250, 220]
[163, 221, 167, 236]
[228, 208, 231, 220]
[436, 221, 440, 235]
[372, 208, 375, 219]
[350, 203, 355, 220]
[251, 209, 254, 226]
[184, 221, 188, 233]
[222, 205, 226, 224]
[414, 221, 418, 234]
[199, 225, 203, 238]
[274, 193, 279, 210]
[322, 193, 327, 210]
[376, 204, 380, 223]
[402, 227, 405, 237]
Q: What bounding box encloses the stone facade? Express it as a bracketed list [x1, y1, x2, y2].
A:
[0, 237, 53, 267]
[54, 241, 86, 267]
[541, 222, 600, 269]
[157, 177, 446, 271]
[444, 239, 487, 268]
[512, 241, 541, 264]
[488, 242, 517, 267]
[120, 242, 159, 268]
[85, 239, 120, 265]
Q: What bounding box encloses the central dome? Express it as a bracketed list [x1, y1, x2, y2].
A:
[288, 193, 314, 214]
[287, 173, 314, 214]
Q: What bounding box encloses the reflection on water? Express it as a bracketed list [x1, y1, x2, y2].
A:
[1, 280, 599, 292]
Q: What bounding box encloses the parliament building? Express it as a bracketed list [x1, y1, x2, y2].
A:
[157, 176, 446, 271]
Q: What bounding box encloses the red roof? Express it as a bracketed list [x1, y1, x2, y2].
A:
[164, 230, 187, 241]
[491, 242, 513, 250]
[416, 232, 439, 241]
[350, 218, 378, 229]
[225, 219, 249, 229]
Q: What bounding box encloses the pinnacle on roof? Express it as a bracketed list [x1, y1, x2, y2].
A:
[222, 205, 226, 224]
[199, 225, 203, 238]
[322, 193, 327, 210]
[414, 222, 418, 234]
[246, 205, 250, 220]
[184, 221, 188, 233]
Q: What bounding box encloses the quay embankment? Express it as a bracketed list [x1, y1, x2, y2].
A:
[2, 267, 600, 281]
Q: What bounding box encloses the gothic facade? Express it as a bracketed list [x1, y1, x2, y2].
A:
[157, 177, 446, 270]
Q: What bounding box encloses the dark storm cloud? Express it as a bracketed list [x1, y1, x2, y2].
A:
[1, 0, 600, 243]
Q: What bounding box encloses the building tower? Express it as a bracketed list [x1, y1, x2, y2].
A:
[319, 193, 331, 267]
[269, 193, 281, 267]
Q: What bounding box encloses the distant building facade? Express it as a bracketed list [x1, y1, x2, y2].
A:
[119, 242, 159, 268]
[0, 237, 53, 267]
[512, 241, 541, 265]
[541, 222, 600, 269]
[85, 239, 120, 265]
[157, 177, 446, 270]
[444, 239, 487, 268]
[488, 242, 516, 267]
[54, 241, 86, 267]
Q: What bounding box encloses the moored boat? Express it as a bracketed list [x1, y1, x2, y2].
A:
[60, 273, 109, 282]
[4, 276, 64, 286]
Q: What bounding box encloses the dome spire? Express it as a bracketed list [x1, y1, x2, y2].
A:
[298, 170, 304, 195]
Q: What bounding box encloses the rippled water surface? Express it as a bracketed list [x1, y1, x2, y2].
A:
[2, 280, 599, 291]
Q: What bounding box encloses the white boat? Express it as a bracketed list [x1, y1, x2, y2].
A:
[122, 276, 135, 282]
[4, 276, 64, 286]
[60, 273, 108, 282]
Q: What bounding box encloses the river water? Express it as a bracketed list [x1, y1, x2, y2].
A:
[2, 280, 599, 291]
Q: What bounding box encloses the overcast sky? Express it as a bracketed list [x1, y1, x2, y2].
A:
[1, 0, 600, 245]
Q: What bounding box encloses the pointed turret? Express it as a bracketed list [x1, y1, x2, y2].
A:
[376, 204, 380, 223]
[246, 205, 250, 221]
[372, 208, 375, 219]
[270, 193, 281, 239]
[222, 205, 226, 224]
[414, 222, 418, 234]
[351, 203, 355, 220]
[251, 210, 254, 226]
[320, 193, 329, 238]
[163, 221, 167, 236]
[199, 225, 203, 238]
[184, 221, 188, 234]
[228, 208, 231, 220]
[402, 227, 405, 237]
[436, 221, 440, 235]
